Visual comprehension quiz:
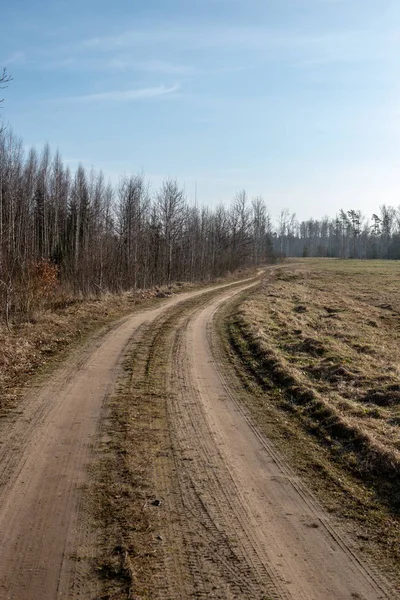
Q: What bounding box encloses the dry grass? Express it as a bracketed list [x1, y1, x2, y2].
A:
[0, 281, 202, 418]
[87, 325, 163, 599]
[222, 258, 400, 577]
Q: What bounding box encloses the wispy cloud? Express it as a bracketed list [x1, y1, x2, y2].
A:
[2, 51, 27, 66]
[74, 25, 299, 54]
[101, 58, 193, 75]
[72, 22, 399, 65]
[58, 84, 180, 103]
[133, 60, 192, 75]
[75, 25, 352, 53]
[40, 18, 398, 83]
[43, 55, 193, 75]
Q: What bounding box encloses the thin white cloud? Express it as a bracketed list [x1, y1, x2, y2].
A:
[2, 51, 27, 66]
[103, 58, 192, 74]
[75, 26, 363, 53]
[44, 55, 193, 75]
[59, 84, 180, 103]
[105, 22, 400, 59]
[135, 60, 192, 75]
[48, 20, 399, 80]
[76, 25, 293, 52]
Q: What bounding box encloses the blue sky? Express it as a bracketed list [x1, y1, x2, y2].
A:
[2, 0, 399, 221]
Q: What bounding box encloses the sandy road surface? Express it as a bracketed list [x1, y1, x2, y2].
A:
[0, 276, 394, 599]
[0, 280, 250, 600]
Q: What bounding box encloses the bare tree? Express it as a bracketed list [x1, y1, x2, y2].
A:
[347, 210, 361, 258]
[251, 196, 272, 265]
[380, 205, 396, 259]
[156, 179, 185, 284]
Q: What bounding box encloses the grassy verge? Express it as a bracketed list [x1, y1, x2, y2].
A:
[87, 320, 161, 599]
[218, 259, 400, 581]
[85, 280, 254, 599]
[0, 288, 165, 417]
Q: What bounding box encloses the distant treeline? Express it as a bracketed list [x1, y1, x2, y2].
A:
[0, 129, 274, 319]
[273, 208, 400, 260]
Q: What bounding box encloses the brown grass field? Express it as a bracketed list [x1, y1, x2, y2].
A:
[222, 259, 400, 578]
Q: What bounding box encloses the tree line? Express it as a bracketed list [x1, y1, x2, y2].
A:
[0, 128, 274, 320]
[274, 207, 400, 260]
[2, 89, 400, 322]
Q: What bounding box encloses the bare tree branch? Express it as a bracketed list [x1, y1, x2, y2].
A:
[0, 67, 13, 103]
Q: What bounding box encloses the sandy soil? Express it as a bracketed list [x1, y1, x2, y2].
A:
[0, 275, 394, 599]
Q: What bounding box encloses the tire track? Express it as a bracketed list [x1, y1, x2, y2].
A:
[211, 319, 393, 597]
[141, 282, 285, 599]
[167, 318, 288, 600]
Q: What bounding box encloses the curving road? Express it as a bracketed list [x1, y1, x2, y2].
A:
[0, 276, 394, 599]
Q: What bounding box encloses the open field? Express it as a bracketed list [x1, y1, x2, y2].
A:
[222, 258, 400, 577]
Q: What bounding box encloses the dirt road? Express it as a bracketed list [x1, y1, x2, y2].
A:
[0, 277, 394, 599]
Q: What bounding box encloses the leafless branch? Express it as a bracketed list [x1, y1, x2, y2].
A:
[0, 67, 13, 104]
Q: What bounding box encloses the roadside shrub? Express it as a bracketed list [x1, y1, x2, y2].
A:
[14, 259, 59, 320]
